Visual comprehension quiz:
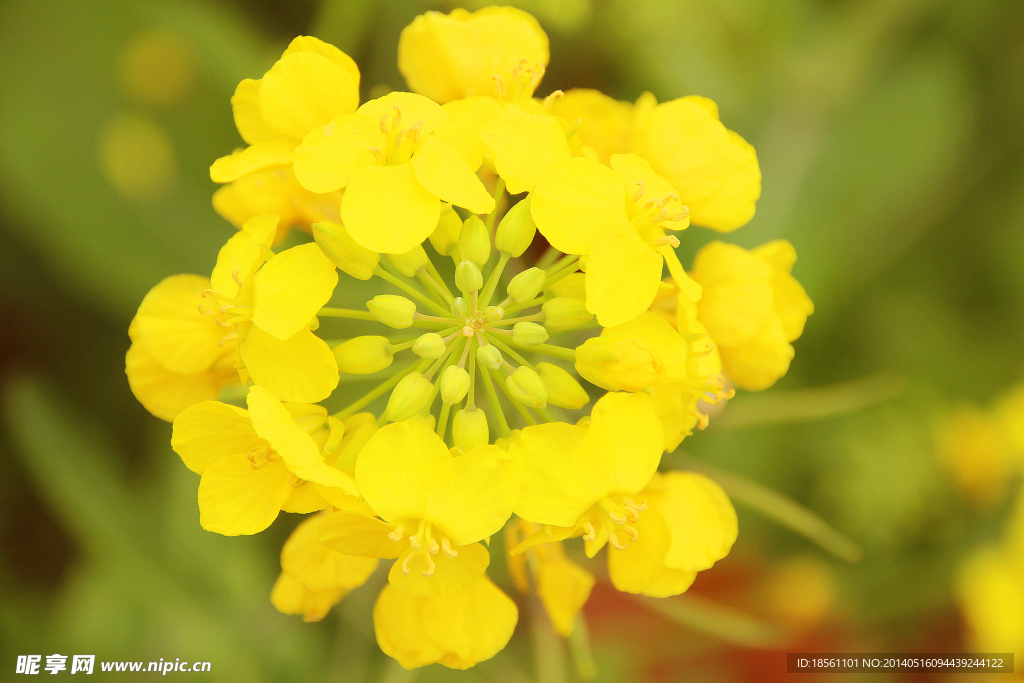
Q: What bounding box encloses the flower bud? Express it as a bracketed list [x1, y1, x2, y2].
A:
[313, 221, 379, 280]
[494, 195, 536, 257]
[368, 295, 416, 329]
[385, 244, 428, 277]
[333, 336, 393, 374]
[536, 362, 589, 409]
[505, 366, 547, 408]
[385, 372, 433, 421]
[575, 336, 665, 392]
[412, 332, 446, 359]
[450, 296, 468, 317]
[542, 297, 593, 330]
[512, 322, 548, 347]
[455, 260, 483, 293]
[453, 408, 489, 451]
[458, 215, 490, 266]
[477, 344, 503, 370]
[439, 365, 471, 404]
[550, 272, 585, 299]
[507, 267, 545, 303]
[429, 205, 462, 256]
[484, 305, 504, 322]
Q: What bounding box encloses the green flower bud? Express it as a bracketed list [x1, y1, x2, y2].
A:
[439, 365, 471, 404]
[385, 372, 433, 421]
[458, 215, 490, 266]
[494, 195, 536, 257]
[313, 221, 379, 280]
[512, 322, 548, 347]
[507, 267, 545, 303]
[477, 344, 503, 370]
[385, 244, 428, 277]
[450, 296, 468, 317]
[453, 408, 489, 451]
[549, 272, 585, 299]
[537, 362, 589, 409]
[368, 294, 416, 329]
[333, 336, 393, 374]
[429, 205, 462, 256]
[412, 332, 446, 359]
[505, 366, 547, 408]
[574, 340, 621, 365]
[455, 260, 483, 293]
[542, 297, 593, 330]
[484, 305, 504, 322]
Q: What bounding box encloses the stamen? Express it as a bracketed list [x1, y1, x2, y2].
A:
[492, 74, 505, 99]
[388, 525, 405, 542]
[215, 318, 232, 328]
[408, 534, 421, 551]
[427, 537, 439, 555]
[379, 114, 389, 134]
[607, 512, 628, 525]
[401, 552, 415, 574]
[198, 305, 215, 316]
[625, 507, 640, 523]
[392, 106, 402, 128]
[422, 554, 436, 576]
[217, 332, 239, 347]
[441, 538, 458, 559]
[369, 146, 385, 163]
[231, 270, 245, 287]
[654, 235, 681, 248]
[623, 499, 648, 513]
[608, 532, 628, 550]
[623, 525, 638, 541]
[287, 474, 303, 488]
[634, 181, 645, 203]
[582, 522, 596, 542]
[542, 90, 563, 107]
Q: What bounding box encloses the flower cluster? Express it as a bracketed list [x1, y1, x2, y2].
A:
[125, 6, 813, 670]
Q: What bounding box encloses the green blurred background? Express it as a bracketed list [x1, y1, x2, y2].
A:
[1, 0, 1022, 680]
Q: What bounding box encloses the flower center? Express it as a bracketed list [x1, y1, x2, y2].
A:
[388, 519, 458, 576]
[372, 106, 425, 165]
[581, 496, 648, 550]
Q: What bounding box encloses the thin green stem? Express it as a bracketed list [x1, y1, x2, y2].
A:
[483, 333, 534, 370]
[424, 336, 464, 381]
[544, 261, 580, 289]
[491, 368, 538, 426]
[332, 359, 430, 420]
[568, 614, 597, 680]
[536, 245, 562, 270]
[531, 343, 577, 362]
[480, 253, 511, 310]
[385, 340, 415, 354]
[477, 361, 511, 437]
[544, 254, 578, 276]
[436, 402, 451, 441]
[467, 346, 477, 409]
[417, 269, 453, 304]
[491, 313, 544, 326]
[424, 259, 454, 299]
[415, 313, 460, 325]
[504, 295, 549, 316]
[318, 307, 376, 321]
[375, 267, 451, 317]
[484, 178, 506, 233]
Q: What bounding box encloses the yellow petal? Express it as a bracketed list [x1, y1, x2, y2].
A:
[357, 91, 448, 138]
[425, 445, 519, 546]
[638, 567, 698, 598]
[398, 6, 549, 103]
[356, 421, 450, 523]
[771, 270, 814, 342]
[658, 472, 737, 571]
[213, 168, 341, 240]
[585, 227, 663, 327]
[412, 135, 495, 214]
[293, 113, 382, 193]
[389, 541, 489, 597]
[124, 341, 237, 422]
[231, 78, 286, 145]
[419, 575, 519, 668]
[281, 511, 378, 591]
[610, 153, 689, 231]
[689, 131, 761, 232]
[134, 274, 226, 374]
[585, 392, 664, 495]
[319, 510, 404, 559]
[752, 239, 797, 273]
[170, 400, 261, 474]
[198, 454, 292, 535]
[209, 224, 271, 299]
[480, 103, 570, 194]
[434, 96, 501, 169]
[373, 583, 447, 669]
[549, 88, 634, 164]
[279, 482, 330, 514]
[510, 422, 598, 527]
[341, 163, 440, 253]
[607, 504, 671, 594]
[647, 382, 695, 453]
[238, 325, 339, 403]
[258, 51, 359, 140]
[690, 241, 774, 347]
[271, 572, 347, 622]
[282, 36, 360, 90]
[531, 156, 628, 255]
[720, 314, 793, 391]
[602, 311, 691, 380]
[245, 385, 323, 470]
[537, 558, 594, 637]
[209, 140, 295, 183]
[252, 243, 338, 339]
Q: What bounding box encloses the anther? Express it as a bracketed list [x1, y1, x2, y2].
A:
[608, 532, 628, 550]
[623, 499, 648, 513]
[625, 507, 640, 523]
[219, 304, 232, 314]
[422, 554, 436, 576]
[217, 332, 239, 347]
[655, 235, 681, 248]
[408, 535, 421, 551]
[388, 525, 405, 542]
[623, 525, 638, 541]
[287, 474, 303, 488]
[198, 305, 215, 316]
[542, 90, 564, 107]
[634, 181, 645, 203]
[607, 512, 628, 525]
[492, 74, 505, 98]
[441, 538, 458, 559]
[379, 114, 389, 134]
[231, 270, 245, 287]
[582, 522, 596, 542]
[215, 318, 232, 328]
[369, 146, 385, 163]
[401, 552, 415, 574]
[392, 106, 402, 128]
[427, 538, 439, 555]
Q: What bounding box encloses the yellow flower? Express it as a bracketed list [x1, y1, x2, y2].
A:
[607, 472, 736, 597]
[201, 214, 340, 403]
[318, 420, 518, 597]
[936, 405, 1015, 505]
[532, 153, 700, 326]
[397, 7, 569, 194]
[126, 275, 240, 421]
[292, 92, 494, 253]
[689, 240, 813, 391]
[506, 519, 594, 637]
[374, 574, 518, 669]
[209, 36, 360, 184]
[509, 392, 664, 556]
[548, 88, 651, 164]
[271, 509, 379, 622]
[170, 387, 355, 535]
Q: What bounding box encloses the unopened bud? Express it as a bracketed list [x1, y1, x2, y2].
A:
[439, 365, 471, 404]
[549, 272, 585, 299]
[458, 215, 490, 266]
[386, 372, 433, 421]
[542, 297, 593, 330]
[494, 195, 536, 257]
[313, 221, 379, 280]
[477, 345, 503, 370]
[429, 205, 462, 256]
[455, 260, 483, 293]
[505, 366, 547, 408]
[412, 332, 446, 359]
[574, 340, 622, 365]
[385, 244, 428, 277]
[484, 305, 504, 322]
[507, 267, 545, 303]
[333, 336, 393, 374]
[575, 337, 663, 392]
[453, 408, 489, 451]
[512, 322, 548, 347]
[450, 296, 468, 317]
[537, 362, 589, 409]
[368, 295, 416, 329]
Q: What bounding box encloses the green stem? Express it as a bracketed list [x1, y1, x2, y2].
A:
[491, 313, 544, 326]
[504, 295, 549, 316]
[417, 269, 453, 304]
[477, 360, 511, 437]
[375, 267, 451, 317]
[544, 261, 580, 289]
[333, 359, 429, 420]
[484, 178, 506, 233]
[530, 343, 577, 362]
[436, 402, 452, 441]
[467, 346, 477, 409]
[545, 254, 578, 276]
[318, 307, 376, 321]
[480, 253, 511, 310]
[483, 333, 534, 370]
[536, 245, 562, 270]
[568, 614, 598, 680]
[424, 259, 454, 299]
